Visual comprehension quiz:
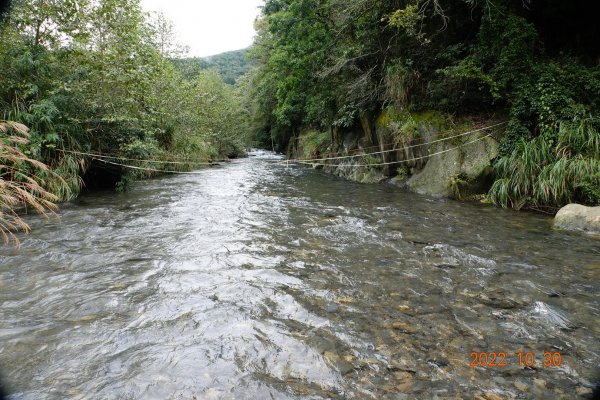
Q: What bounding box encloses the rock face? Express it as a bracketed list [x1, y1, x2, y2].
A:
[554, 204, 600, 234]
[293, 111, 501, 194]
[406, 133, 499, 198]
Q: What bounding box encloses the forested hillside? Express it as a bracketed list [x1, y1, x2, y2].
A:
[173, 49, 253, 85]
[246, 0, 600, 210]
[0, 0, 251, 243]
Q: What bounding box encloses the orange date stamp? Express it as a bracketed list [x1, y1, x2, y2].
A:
[469, 351, 563, 368]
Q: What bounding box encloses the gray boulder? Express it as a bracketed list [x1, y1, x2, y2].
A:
[554, 204, 600, 234]
[406, 133, 498, 198]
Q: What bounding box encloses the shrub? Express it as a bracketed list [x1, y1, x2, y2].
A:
[298, 130, 329, 159]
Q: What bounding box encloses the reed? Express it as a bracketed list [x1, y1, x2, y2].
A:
[0, 121, 62, 245]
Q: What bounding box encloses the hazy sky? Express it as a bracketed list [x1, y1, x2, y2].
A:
[140, 0, 264, 57]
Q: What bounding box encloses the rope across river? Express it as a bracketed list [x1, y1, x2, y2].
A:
[286, 121, 507, 163]
[58, 121, 506, 174]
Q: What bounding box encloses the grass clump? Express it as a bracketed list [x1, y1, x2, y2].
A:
[490, 117, 600, 210]
[0, 121, 63, 245]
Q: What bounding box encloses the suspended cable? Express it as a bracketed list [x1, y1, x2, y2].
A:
[287, 132, 496, 167]
[285, 121, 507, 163]
[91, 130, 496, 173]
[55, 121, 505, 167]
[57, 148, 230, 165]
[92, 158, 215, 174]
[57, 121, 505, 172]
[269, 120, 504, 157]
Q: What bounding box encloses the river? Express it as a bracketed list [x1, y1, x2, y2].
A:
[0, 151, 598, 399]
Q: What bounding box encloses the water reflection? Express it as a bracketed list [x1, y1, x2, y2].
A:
[0, 152, 598, 399]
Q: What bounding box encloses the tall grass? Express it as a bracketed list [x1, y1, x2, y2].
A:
[490, 118, 600, 210]
[43, 154, 83, 201]
[0, 121, 62, 245]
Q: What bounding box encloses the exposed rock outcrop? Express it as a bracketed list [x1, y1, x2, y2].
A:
[293, 110, 502, 197]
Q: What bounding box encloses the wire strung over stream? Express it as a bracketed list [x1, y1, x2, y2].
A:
[289, 131, 498, 168]
[57, 149, 232, 165]
[59, 121, 506, 174]
[286, 121, 507, 163]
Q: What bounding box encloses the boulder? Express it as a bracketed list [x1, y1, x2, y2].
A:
[406, 132, 499, 198]
[554, 204, 600, 234]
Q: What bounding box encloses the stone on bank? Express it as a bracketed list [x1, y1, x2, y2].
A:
[554, 204, 600, 234]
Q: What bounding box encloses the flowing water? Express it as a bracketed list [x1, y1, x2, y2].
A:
[0, 151, 599, 399]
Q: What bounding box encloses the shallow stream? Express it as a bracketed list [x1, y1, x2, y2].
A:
[1, 151, 599, 399]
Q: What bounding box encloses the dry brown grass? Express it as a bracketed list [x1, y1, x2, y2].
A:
[1, 121, 59, 246]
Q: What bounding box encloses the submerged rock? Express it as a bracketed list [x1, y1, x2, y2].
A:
[389, 321, 417, 334]
[474, 393, 503, 400]
[554, 204, 600, 234]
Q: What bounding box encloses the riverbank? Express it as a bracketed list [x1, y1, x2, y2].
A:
[289, 112, 506, 202]
[286, 112, 600, 235]
[247, 0, 599, 215]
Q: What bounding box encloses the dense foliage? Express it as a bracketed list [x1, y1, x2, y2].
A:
[247, 0, 600, 209]
[490, 119, 600, 210]
[0, 0, 251, 242]
[174, 49, 254, 85]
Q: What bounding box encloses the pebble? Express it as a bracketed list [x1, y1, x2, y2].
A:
[514, 381, 529, 392]
[389, 358, 417, 373]
[390, 321, 417, 334]
[393, 371, 414, 392]
[435, 263, 458, 269]
[474, 393, 503, 400]
[338, 360, 355, 375]
[323, 350, 340, 364]
[576, 386, 593, 396]
[477, 292, 521, 309]
[534, 379, 546, 390]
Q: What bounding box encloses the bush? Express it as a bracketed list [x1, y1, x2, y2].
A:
[298, 130, 329, 159]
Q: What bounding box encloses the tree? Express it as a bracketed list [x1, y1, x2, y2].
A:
[0, 0, 253, 241]
[246, 0, 600, 208]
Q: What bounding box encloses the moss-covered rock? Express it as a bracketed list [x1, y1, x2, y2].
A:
[295, 110, 500, 194]
[327, 162, 387, 184]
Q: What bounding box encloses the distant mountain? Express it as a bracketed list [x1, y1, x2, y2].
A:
[172, 49, 253, 84]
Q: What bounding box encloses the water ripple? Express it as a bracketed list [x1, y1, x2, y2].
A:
[1, 154, 598, 399]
